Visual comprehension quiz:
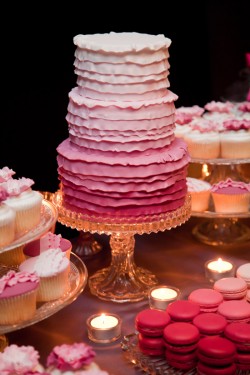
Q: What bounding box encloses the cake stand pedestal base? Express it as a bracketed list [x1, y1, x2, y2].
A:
[192, 217, 250, 246]
[71, 231, 103, 258]
[88, 232, 158, 303]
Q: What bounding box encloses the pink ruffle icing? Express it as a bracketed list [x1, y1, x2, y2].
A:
[204, 101, 234, 113]
[0, 270, 39, 294]
[211, 178, 250, 194]
[223, 119, 250, 131]
[0, 344, 40, 373]
[46, 343, 96, 371]
[2, 178, 34, 197]
[0, 167, 15, 183]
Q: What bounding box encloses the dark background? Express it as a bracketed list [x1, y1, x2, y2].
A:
[1, 1, 249, 193]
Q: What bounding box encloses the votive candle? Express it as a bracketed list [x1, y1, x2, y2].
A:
[205, 258, 235, 283]
[149, 285, 180, 310]
[86, 313, 122, 343]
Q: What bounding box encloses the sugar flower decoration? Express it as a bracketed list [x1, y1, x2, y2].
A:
[0, 166, 15, 183]
[0, 344, 40, 374]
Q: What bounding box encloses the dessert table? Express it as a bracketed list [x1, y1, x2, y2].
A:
[7, 217, 250, 375]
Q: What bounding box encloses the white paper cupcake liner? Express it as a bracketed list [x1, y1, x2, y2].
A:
[212, 193, 250, 213]
[37, 267, 70, 302]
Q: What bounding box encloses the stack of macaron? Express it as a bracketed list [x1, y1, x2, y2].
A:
[224, 322, 250, 372]
[193, 312, 227, 338]
[188, 288, 223, 312]
[135, 308, 171, 356]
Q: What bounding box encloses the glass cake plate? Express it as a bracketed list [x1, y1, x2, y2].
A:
[0, 199, 58, 253]
[121, 333, 249, 375]
[0, 252, 88, 335]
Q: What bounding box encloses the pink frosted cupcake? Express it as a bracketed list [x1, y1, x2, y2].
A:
[23, 232, 72, 260]
[187, 177, 211, 212]
[211, 178, 250, 213]
[46, 342, 109, 374]
[3, 177, 43, 237]
[0, 270, 39, 324]
[0, 344, 46, 374]
[19, 248, 70, 302]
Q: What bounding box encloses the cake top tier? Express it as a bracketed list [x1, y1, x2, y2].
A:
[73, 32, 171, 52]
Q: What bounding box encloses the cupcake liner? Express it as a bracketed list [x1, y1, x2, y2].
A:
[14, 204, 42, 236]
[0, 206, 16, 247]
[37, 267, 70, 302]
[185, 138, 220, 159]
[220, 140, 250, 159]
[212, 193, 250, 213]
[0, 245, 25, 266]
[190, 190, 211, 212]
[0, 289, 38, 324]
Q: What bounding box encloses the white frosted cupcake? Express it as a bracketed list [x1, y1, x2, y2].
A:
[46, 342, 109, 374]
[211, 178, 250, 213]
[0, 344, 46, 374]
[19, 248, 70, 302]
[184, 130, 220, 159]
[0, 270, 39, 324]
[187, 177, 212, 212]
[0, 187, 16, 248]
[220, 130, 250, 159]
[23, 232, 72, 260]
[3, 178, 43, 237]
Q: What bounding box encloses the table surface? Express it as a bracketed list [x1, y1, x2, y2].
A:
[7, 216, 250, 375]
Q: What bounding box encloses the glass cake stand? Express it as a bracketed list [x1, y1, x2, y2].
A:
[190, 157, 250, 246]
[53, 191, 191, 303]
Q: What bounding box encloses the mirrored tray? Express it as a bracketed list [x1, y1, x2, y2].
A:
[0, 252, 88, 334]
[0, 199, 58, 253]
[121, 333, 249, 375]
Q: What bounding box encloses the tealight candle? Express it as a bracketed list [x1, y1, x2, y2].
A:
[149, 285, 180, 310]
[86, 313, 122, 343]
[205, 258, 235, 283]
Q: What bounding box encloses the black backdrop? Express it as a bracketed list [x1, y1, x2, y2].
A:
[1, 1, 249, 193]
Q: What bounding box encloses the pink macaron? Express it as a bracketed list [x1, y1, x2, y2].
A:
[236, 262, 250, 288]
[217, 300, 250, 323]
[166, 299, 200, 322]
[192, 312, 227, 337]
[197, 336, 236, 367]
[213, 276, 248, 300]
[165, 349, 197, 371]
[138, 333, 165, 356]
[188, 288, 223, 312]
[135, 308, 171, 337]
[224, 322, 250, 352]
[197, 361, 237, 375]
[163, 322, 200, 354]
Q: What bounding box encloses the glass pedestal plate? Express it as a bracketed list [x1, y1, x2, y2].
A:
[53, 191, 191, 303]
[190, 158, 250, 246]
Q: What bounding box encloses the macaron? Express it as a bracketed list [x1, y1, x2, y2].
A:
[235, 352, 250, 371]
[163, 322, 200, 354]
[165, 349, 197, 371]
[166, 300, 200, 322]
[197, 361, 237, 375]
[224, 322, 250, 352]
[188, 288, 223, 312]
[213, 276, 247, 300]
[217, 300, 250, 323]
[192, 312, 227, 337]
[197, 336, 236, 367]
[236, 262, 250, 288]
[135, 308, 171, 337]
[138, 333, 165, 356]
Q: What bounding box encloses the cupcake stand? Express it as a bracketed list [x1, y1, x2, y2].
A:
[0, 198, 88, 347]
[53, 190, 191, 303]
[190, 157, 250, 246]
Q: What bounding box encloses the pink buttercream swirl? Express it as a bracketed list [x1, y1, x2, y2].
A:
[204, 101, 234, 113]
[0, 167, 15, 183]
[0, 344, 40, 374]
[0, 271, 39, 294]
[46, 343, 96, 371]
[2, 177, 34, 197]
[238, 102, 250, 112]
[40, 232, 62, 252]
[211, 178, 250, 193]
[0, 186, 9, 203]
[223, 118, 250, 131]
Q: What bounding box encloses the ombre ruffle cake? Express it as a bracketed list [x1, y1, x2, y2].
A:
[57, 32, 190, 220]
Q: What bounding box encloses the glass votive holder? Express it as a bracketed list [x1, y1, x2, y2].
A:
[148, 285, 181, 310]
[205, 258, 235, 283]
[86, 313, 122, 344]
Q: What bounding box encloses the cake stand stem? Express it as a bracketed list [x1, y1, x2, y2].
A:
[88, 232, 158, 303]
[71, 231, 102, 258]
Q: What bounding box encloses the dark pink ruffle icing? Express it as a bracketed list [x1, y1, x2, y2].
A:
[0, 166, 15, 183]
[2, 177, 34, 197]
[211, 178, 250, 194]
[0, 271, 39, 298]
[223, 119, 250, 131]
[46, 343, 96, 371]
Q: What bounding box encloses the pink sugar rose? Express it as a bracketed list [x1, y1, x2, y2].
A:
[204, 101, 234, 113]
[0, 344, 40, 374]
[0, 186, 9, 203]
[47, 343, 96, 371]
[175, 112, 193, 125]
[2, 177, 34, 196]
[223, 118, 250, 130]
[238, 101, 250, 112]
[176, 105, 204, 118]
[0, 166, 15, 183]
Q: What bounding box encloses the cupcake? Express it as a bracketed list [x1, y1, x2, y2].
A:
[19, 248, 70, 302]
[0, 186, 16, 248]
[184, 127, 220, 160]
[220, 130, 250, 159]
[46, 342, 109, 374]
[187, 177, 212, 212]
[3, 177, 43, 237]
[0, 270, 39, 324]
[0, 344, 46, 374]
[211, 178, 250, 213]
[23, 232, 72, 260]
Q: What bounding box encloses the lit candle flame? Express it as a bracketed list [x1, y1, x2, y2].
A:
[202, 163, 209, 178]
